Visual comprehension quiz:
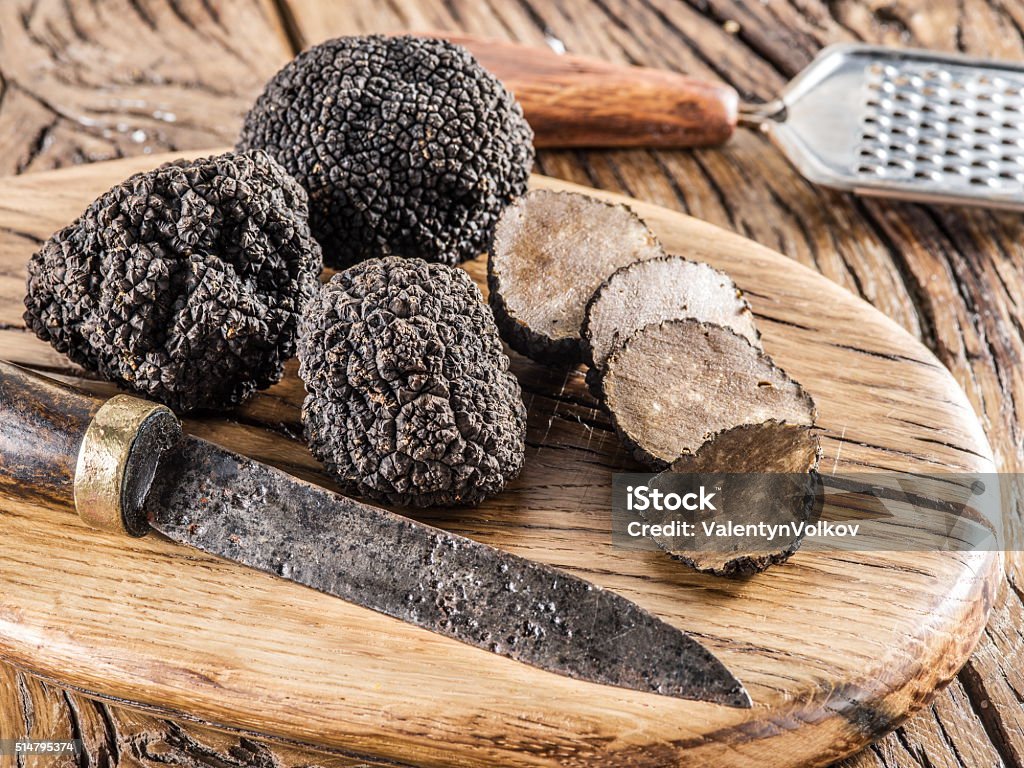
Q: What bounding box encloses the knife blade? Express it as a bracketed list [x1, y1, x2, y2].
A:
[0, 362, 751, 707]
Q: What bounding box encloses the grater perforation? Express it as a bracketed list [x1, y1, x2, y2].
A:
[855, 59, 1024, 194]
[749, 44, 1024, 208]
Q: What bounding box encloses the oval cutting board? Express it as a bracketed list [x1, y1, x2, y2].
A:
[0, 153, 1003, 768]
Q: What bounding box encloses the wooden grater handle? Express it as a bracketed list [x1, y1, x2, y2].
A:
[0, 362, 180, 535]
[440, 33, 739, 148]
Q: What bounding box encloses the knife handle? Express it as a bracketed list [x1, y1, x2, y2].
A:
[0, 362, 180, 536]
[441, 33, 739, 148]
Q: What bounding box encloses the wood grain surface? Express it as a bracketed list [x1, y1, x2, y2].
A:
[0, 0, 290, 174]
[0, 2, 1020, 768]
[0, 151, 1004, 768]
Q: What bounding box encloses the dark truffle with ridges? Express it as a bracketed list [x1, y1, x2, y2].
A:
[237, 35, 534, 268]
[488, 190, 665, 366]
[23, 150, 322, 413]
[298, 256, 526, 507]
[582, 255, 760, 397]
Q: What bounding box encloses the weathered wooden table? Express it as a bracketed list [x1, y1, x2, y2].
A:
[0, 1, 1020, 766]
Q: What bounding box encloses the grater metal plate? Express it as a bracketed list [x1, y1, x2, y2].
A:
[759, 44, 1024, 209]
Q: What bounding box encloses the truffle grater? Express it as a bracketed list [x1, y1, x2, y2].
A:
[454, 34, 1024, 210]
[741, 44, 1024, 208]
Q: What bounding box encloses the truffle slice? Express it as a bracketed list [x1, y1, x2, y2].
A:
[605, 319, 819, 576]
[298, 256, 526, 507]
[23, 150, 323, 413]
[238, 35, 534, 268]
[582, 255, 760, 395]
[603, 319, 815, 469]
[488, 190, 665, 366]
[646, 422, 821, 576]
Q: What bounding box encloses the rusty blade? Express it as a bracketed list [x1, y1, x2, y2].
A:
[143, 435, 751, 707]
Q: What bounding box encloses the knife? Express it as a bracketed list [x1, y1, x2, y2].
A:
[0, 362, 750, 708]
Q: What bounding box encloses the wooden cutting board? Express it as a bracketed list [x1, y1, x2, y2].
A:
[0, 153, 1003, 768]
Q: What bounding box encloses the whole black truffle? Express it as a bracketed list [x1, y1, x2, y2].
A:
[298, 256, 526, 507]
[237, 35, 534, 268]
[24, 150, 323, 413]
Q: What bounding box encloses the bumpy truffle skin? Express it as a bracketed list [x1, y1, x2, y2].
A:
[24, 150, 323, 413]
[298, 256, 526, 507]
[237, 35, 534, 268]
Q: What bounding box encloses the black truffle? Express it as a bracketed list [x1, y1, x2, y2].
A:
[602, 319, 816, 469]
[24, 150, 323, 413]
[238, 35, 534, 268]
[581, 254, 760, 397]
[298, 256, 526, 507]
[488, 190, 664, 366]
[603, 319, 820, 576]
[659, 422, 821, 576]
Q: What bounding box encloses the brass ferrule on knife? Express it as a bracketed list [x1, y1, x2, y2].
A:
[0, 362, 181, 538]
[74, 394, 181, 537]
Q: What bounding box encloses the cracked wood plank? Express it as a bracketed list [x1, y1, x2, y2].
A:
[0, 663, 397, 768]
[280, 1, 1024, 767]
[0, 0, 291, 174]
